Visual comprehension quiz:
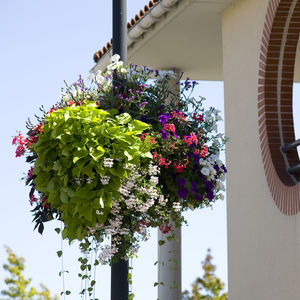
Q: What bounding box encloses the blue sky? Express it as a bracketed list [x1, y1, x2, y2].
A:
[1, 1, 232, 299]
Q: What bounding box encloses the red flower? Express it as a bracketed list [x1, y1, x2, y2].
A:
[42, 198, 49, 209]
[29, 195, 37, 206]
[36, 123, 43, 133]
[140, 133, 149, 140]
[27, 166, 34, 180]
[201, 144, 209, 157]
[173, 163, 184, 173]
[150, 137, 156, 144]
[164, 123, 175, 132]
[159, 222, 172, 234]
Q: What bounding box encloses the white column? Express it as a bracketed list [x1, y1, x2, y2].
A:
[157, 72, 181, 300]
[158, 220, 181, 300]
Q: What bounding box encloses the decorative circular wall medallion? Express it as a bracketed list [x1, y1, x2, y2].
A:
[258, 0, 300, 215]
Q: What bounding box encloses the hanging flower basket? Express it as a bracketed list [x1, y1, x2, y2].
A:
[13, 55, 227, 289]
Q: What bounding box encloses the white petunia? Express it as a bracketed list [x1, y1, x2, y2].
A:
[201, 167, 210, 176]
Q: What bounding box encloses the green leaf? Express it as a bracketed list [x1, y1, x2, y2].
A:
[66, 290, 71, 295]
[54, 227, 61, 234]
[47, 180, 56, 192]
[60, 191, 68, 203]
[130, 119, 149, 132]
[62, 148, 69, 156]
[79, 205, 93, 221]
[73, 149, 89, 163]
[57, 250, 63, 258]
[158, 240, 165, 246]
[116, 113, 131, 124]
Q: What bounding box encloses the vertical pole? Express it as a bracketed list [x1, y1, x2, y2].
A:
[158, 73, 182, 300]
[113, 0, 127, 64]
[111, 1, 128, 300]
[158, 222, 181, 300]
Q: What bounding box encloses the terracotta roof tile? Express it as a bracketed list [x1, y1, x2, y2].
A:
[93, 0, 160, 63]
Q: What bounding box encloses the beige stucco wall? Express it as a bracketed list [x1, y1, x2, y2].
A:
[223, 0, 300, 299]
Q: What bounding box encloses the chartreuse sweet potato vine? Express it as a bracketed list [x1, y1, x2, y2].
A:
[33, 103, 152, 242]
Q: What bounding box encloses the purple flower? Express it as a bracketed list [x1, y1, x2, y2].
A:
[158, 105, 165, 111]
[177, 178, 186, 186]
[221, 165, 227, 173]
[214, 164, 220, 172]
[206, 190, 215, 201]
[161, 129, 169, 140]
[158, 114, 171, 125]
[204, 180, 213, 190]
[191, 181, 198, 194]
[195, 194, 203, 201]
[192, 153, 200, 164]
[141, 115, 149, 123]
[139, 101, 148, 107]
[177, 187, 189, 199]
[173, 132, 179, 140]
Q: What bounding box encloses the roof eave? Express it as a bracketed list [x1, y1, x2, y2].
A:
[90, 0, 180, 73]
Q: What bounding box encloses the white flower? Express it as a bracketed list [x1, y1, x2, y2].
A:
[216, 181, 225, 191]
[149, 164, 160, 176]
[216, 114, 223, 121]
[103, 158, 114, 168]
[100, 175, 110, 185]
[150, 176, 159, 185]
[74, 178, 82, 185]
[201, 167, 210, 176]
[220, 174, 226, 182]
[119, 187, 130, 197]
[125, 197, 137, 209]
[86, 177, 93, 184]
[111, 54, 120, 63]
[159, 195, 168, 206]
[173, 202, 181, 212]
[199, 158, 208, 166]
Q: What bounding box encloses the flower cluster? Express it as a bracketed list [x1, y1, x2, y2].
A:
[93, 163, 171, 264]
[12, 55, 227, 266]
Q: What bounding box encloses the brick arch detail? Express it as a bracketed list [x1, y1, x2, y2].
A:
[258, 0, 300, 215]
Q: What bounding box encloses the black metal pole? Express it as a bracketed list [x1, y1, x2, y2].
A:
[111, 1, 128, 300]
[113, 0, 127, 64]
